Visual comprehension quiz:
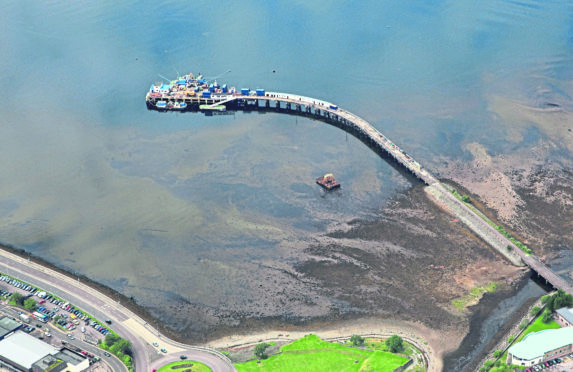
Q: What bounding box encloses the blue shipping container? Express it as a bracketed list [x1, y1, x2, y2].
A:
[241, 88, 249, 96]
[256, 89, 265, 96]
[209, 84, 215, 92]
[202, 91, 211, 98]
[222, 84, 227, 93]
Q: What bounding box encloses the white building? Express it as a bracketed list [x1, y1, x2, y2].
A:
[0, 331, 59, 371]
[507, 327, 573, 367]
[0, 331, 88, 372]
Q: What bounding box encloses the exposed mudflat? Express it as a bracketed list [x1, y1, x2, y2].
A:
[144, 95, 573, 371]
[143, 181, 525, 352]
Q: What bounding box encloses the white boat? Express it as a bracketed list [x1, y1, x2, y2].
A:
[172, 102, 187, 110]
[156, 101, 167, 108]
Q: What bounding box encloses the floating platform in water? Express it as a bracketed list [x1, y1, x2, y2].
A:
[316, 173, 340, 190]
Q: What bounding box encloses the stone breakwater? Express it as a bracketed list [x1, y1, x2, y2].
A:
[425, 184, 524, 266]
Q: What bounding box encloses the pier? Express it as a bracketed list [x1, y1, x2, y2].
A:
[146, 84, 573, 295]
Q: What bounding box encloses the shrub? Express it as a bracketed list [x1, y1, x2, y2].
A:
[350, 334, 364, 346]
[254, 343, 270, 360]
[385, 335, 404, 353]
[529, 306, 541, 316]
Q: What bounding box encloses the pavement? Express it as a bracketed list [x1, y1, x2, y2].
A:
[0, 249, 235, 372]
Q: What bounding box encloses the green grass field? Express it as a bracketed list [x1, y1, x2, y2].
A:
[516, 316, 561, 343]
[235, 334, 409, 372]
[157, 360, 211, 372]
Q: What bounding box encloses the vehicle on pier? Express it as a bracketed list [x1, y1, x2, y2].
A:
[199, 104, 226, 112]
[316, 173, 340, 190]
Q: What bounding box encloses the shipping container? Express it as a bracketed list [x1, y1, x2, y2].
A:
[209, 84, 215, 93]
[202, 91, 211, 98]
[222, 84, 228, 93]
[256, 89, 265, 96]
[241, 88, 250, 96]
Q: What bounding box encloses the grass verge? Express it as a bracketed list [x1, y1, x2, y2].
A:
[515, 316, 560, 344]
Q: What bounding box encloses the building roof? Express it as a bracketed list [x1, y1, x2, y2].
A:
[556, 307, 573, 325]
[0, 331, 59, 369]
[55, 348, 87, 366]
[509, 327, 573, 361]
[32, 355, 65, 372]
[0, 316, 22, 339]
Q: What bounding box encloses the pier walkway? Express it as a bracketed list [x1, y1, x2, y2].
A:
[146, 90, 573, 294]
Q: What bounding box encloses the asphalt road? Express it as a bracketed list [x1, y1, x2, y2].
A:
[0, 250, 235, 372]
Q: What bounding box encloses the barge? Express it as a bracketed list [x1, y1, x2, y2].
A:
[316, 174, 340, 190]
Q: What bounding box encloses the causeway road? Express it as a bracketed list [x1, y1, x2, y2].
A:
[0, 248, 235, 372]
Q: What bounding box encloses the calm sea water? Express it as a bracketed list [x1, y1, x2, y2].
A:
[1, 0, 573, 349]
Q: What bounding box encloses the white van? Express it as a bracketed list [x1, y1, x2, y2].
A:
[81, 326, 85, 333]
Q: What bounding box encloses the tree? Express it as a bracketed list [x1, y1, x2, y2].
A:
[541, 294, 551, 305]
[493, 349, 503, 358]
[254, 343, 270, 360]
[11, 292, 23, 306]
[23, 298, 36, 311]
[518, 318, 529, 330]
[104, 334, 120, 347]
[385, 335, 404, 353]
[115, 338, 132, 356]
[461, 195, 471, 203]
[350, 335, 364, 346]
[542, 309, 553, 324]
[507, 335, 515, 343]
[529, 306, 541, 316]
